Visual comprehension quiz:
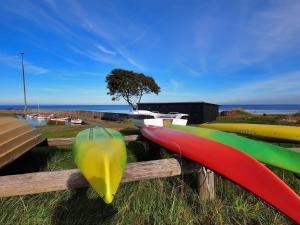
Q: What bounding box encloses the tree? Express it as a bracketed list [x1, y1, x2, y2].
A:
[106, 69, 160, 109]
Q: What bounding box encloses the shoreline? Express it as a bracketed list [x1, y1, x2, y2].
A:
[1, 104, 300, 115]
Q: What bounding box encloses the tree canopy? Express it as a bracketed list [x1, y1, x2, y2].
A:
[106, 69, 160, 109]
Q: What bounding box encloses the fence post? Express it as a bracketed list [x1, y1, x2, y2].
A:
[198, 167, 215, 200]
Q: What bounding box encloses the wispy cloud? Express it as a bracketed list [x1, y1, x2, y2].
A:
[95, 44, 116, 55]
[68, 44, 118, 65]
[1, 0, 300, 104]
[115, 47, 146, 71]
[52, 70, 106, 81]
[29, 87, 59, 93]
[217, 1, 300, 69]
[202, 69, 300, 104]
[1, 0, 151, 71]
[169, 79, 182, 91]
[0, 53, 48, 75]
[235, 70, 300, 93]
[176, 61, 204, 78]
[57, 1, 147, 70]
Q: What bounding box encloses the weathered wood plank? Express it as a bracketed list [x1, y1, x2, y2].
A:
[0, 158, 201, 197]
[47, 137, 74, 146]
[198, 168, 215, 200]
[47, 135, 138, 146]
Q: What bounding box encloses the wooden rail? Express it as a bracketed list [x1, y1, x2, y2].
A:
[1, 135, 298, 199]
[47, 135, 138, 146]
[0, 158, 201, 198]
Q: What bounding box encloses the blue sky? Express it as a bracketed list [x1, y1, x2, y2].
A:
[0, 0, 300, 105]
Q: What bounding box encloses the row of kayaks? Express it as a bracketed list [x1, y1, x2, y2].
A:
[171, 125, 300, 174]
[72, 124, 300, 223]
[200, 122, 300, 142]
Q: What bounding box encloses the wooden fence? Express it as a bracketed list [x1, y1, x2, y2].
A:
[0, 158, 202, 197]
[0, 135, 215, 200]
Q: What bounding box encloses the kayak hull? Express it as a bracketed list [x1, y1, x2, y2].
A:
[169, 125, 300, 174]
[200, 123, 300, 142]
[72, 127, 127, 203]
[141, 126, 300, 223]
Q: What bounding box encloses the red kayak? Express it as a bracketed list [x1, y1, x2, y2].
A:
[141, 126, 300, 223]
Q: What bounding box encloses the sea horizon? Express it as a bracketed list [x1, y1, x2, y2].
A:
[1, 104, 300, 115]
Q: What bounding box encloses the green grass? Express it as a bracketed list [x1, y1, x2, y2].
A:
[1, 124, 300, 224]
[214, 112, 300, 126]
[37, 123, 139, 139]
[293, 111, 300, 117]
[215, 115, 287, 125]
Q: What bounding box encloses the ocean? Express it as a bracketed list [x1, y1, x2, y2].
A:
[0, 104, 300, 115]
[219, 105, 300, 115]
[0, 105, 131, 113]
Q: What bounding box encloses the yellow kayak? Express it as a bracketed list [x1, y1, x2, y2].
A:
[200, 123, 300, 142]
[72, 127, 127, 203]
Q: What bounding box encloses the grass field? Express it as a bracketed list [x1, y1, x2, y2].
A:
[1, 118, 300, 224]
[216, 109, 300, 125]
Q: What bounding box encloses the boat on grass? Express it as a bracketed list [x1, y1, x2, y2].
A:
[71, 118, 83, 124]
[0, 116, 45, 168]
[131, 110, 188, 127]
[50, 117, 70, 122]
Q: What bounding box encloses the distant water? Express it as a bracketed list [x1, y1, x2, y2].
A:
[0, 105, 132, 113]
[1, 104, 300, 115]
[16, 115, 48, 126]
[219, 105, 300, 115]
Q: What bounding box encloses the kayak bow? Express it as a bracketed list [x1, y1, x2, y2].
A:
[73, 127, 127, 203]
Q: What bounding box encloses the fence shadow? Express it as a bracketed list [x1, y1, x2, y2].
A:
[52, 174, 117, 225]
[0, 146, 64, 176]
[119, 127, 140, 136]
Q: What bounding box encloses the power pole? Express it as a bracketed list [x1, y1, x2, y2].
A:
[20, 52, 27, 113]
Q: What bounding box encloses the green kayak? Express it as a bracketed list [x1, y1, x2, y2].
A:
[169, 125, 300, 174]
[72, 127, 127, 203]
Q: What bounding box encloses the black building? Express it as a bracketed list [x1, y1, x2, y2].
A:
[137, 102, 219, 124]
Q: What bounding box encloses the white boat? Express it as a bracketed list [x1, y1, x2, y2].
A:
[71, 119, 83, 124]
[26, 113, 38, 119]
[50, 117, 70, 122]
[36, 114, 50, 120]
[131, 110, 188, 127]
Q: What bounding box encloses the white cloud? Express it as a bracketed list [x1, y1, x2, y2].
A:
[201, 70, 300, 104]
[0, 53, 48, 75]
[176, 61, 204, 78]
[218, 1, 300, 68]
[169, 79, 181, 91]
[95, 44, 116, 55]
[115, 47, 146, 71]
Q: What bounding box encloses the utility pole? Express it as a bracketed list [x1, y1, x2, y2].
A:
[20, 52, 27, 113]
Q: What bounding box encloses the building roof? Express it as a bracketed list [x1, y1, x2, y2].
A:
[138, 101, 219, 106]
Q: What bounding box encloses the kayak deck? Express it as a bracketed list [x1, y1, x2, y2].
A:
[141, 126, 300, 223]
[72, 127, 127, 203]
[200, 123, 300, 142]
[170, 125, 300, 174]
